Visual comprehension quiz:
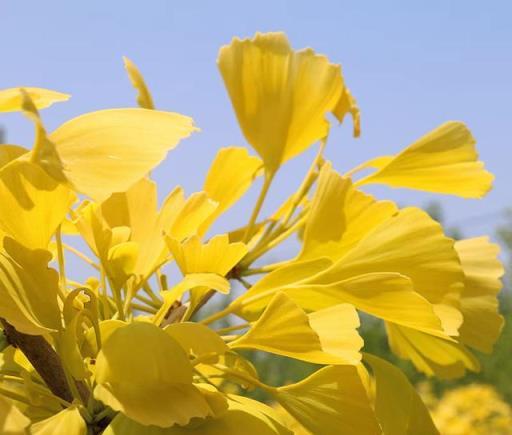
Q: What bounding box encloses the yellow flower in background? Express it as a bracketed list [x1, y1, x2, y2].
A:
[0, 32, 503, 435]
[422, 384, 512, 435]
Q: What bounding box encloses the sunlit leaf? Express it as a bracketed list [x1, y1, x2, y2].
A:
[0, 238, 61, 335]
[231, 292, 359, 364]
[455, 237, 504, 353]
[103, 394, 292, 435]
[44, 108, 197, 200]
[0, 160, 74, 250]
[0, 87, 69, 112]
[357, 122, 493, 198]
[94, 322, 217, 427]
[274, 365, 380, 435]
[364, 353, 439, 435]
[0, 394, 30, 435]
[30, 406, 87, 435]
[218, 32, 343, 172]
[199, 147, 262, 235]
[123, 56, 155, 109]
[387, 323, 480, 379]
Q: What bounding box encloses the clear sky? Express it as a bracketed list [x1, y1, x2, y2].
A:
[2, 0, 511, 256]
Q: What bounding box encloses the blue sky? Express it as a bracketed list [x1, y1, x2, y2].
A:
[2, 0, 511, 257]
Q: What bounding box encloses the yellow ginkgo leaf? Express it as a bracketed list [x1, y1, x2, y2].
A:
[308, 304, 363, 365]
[106, 241, 139, 290]
[300, 164, 397, 261]
[30, 406, 87, 435]
[0, 238, 61, 335]
[363, 353, 439, 435]
[237, 268, 444, 336]
[199, 147, 262, 235]
[123, 56, 155, 109]
[386, 323, 479, 379]
[274, 365, 380, 435]
[0, 87, 69, 112]
[164, 322, 228, 361]
[167, 192, 218, 241]
[218, 32, 343, 173]
[234, 257, 333, 318]
[73, 202, 126, 264]
[332, 86, 360, 138]
[100, 179, 174, 280]
[154, 273, 230, 326]
[0, 144, 29, 168]
[455, 237, 504, 353]
[103, 394, 292, 435]
[43, 108, 197, 200]
[94, 322, 217, 427]
[167, 234, 246, 317]
[231, 292, 359, 365]
[168, 234, 247, 276]
[82, 319, 126, 357]
[356, 122, 493, 198]
[196, 351, 260, 391]
[80, 180, 217, 287]
[0, 160, 74, 250]
[313, 206, 464, 335]
[0, 394, 30, 435]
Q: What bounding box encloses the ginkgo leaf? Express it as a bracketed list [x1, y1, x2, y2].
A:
[103, 394, 292, 435]
[231, 292, 358, 365]
[167, 234, 247, 276]
[0, 87, 69, 112]
[333, 86, 360, 137]
[123, 56, 155, 109]
[237, 270, 444, 336]
[94, 322, 217, 427]
[308, 304, 363, 365]
[81, 319, 126, 357]
[0, 238, 61, 335]
[100, 179, 176, 280]
[0, 394, 30, 435]
[363, 353, 439, 435]
[80, 180, 217, 286]
[274, 365, 380, 435]
[386, 323, 479, 379]
[167, 192, 218, 241]
[196, 351, 260, 391]
[43, 108, 197, 200]
[0, 144, 29, 168]
[30, 406, 87, 435]
[218, 32, 343, 173]
[74, 202, 126, 263]
[299, 164, 397, 261]
[455, 237, 504, 353]
[234, 257, 333, 319]
[356, 122, 493, 198]
[154, 273, 230, 326]
[312, 207, 464, 335]
[0, 159, 74, 250]
[199, 147, 262, 235]
[300, 163, 351, 259]
[167, 234, 246, 317]
[106, 241, 139, 290]
[164, 322, 228, 361]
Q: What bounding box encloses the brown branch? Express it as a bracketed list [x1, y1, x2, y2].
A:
[1, 320, 89, 404]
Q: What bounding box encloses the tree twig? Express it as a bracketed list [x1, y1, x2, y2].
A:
[1, 319, 89, 404]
